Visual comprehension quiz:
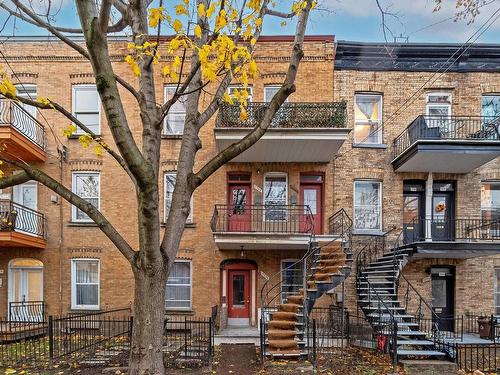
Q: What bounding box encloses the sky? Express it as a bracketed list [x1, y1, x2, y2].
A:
[1, 0, 499, 44]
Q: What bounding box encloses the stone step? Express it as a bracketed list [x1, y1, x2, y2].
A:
[397, 330, 428, 337]
[397, 350, 446, 357]
[400, 360, 457, 375]
[397, 339, 434, 346]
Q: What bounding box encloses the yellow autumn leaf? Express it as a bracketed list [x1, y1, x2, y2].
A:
[94, 145, 104, 157]
[223, 92, 234, 105]
[197, 3, 205, 17]
[172, 19, 183, 33]
[175, 4, 188, 16]
[162, 64, 171, 77]
[250, 37, 257, 46]
[239, 106, 248, 121]
[172, 55, 181, 69]
[0, 77, 16, 97]
[206, 3, 216, 18]
[215, 10, 227, 30]
[194, 24, 202, 39]
[149, 6, 165, 28]
[63, 124, 78, 138]
[78, 134, 93, 148]
[124, 55, 141, 77]
[248, 60, 258, 78]
[5, 368, 16, 375]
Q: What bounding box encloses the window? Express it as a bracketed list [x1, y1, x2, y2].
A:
[264, 173, 287, 221]
[15, 84, 37, 118]
[426, 93, 452, 117]
[495, 268, 500, 315]
[228, 86, 253, 103]
[281, 260, 303, 303]
[482, 95, 500, 118]
[481, 182, 500, 223]
[264, 86, 283, 103]
[164, 173, 193, 223]
[166, 261, 191, 310]
[72, 85, 100, 134]
[72, 172, 100, 222]
[71, 259, 99, 309]
[354, 94, 382, 144]
[354, 180, 382, 231]
[164, 85, 187, 135]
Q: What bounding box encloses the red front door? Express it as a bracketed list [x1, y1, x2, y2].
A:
[300, 184, 323, 234]
[228, 270, 250, 318]
[228, 184, 251, 232]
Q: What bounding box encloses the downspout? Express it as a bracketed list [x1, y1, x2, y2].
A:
[57, 147, 66, 315]
[425, 172, 433, 241]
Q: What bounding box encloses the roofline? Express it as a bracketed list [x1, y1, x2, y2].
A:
[336, 40, 500, 48]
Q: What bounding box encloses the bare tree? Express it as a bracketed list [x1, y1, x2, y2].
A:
[0, 0, 316, 373]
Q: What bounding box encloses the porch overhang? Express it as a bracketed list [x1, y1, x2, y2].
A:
[410, 241, 500, 259]
[0, 231, 46, 249]
[392, 141, 500, 173]
[213, 232, 338, 250]
[214, 128, 350, 163]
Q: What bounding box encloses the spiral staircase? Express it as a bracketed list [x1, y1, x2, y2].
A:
[260, 209, 353, 358]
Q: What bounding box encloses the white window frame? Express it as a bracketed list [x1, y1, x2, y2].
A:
[263, 172, 288, 222]
[228, 85, 253, 102]
[264, 85, 285, 103]
[71, 258, 100, 310]
[15, 84, 37, 119]
[163, 85, 187, 135]
[165, 260, 192, 310]
[164, 172, 193, 224]
[354, 93, 383, 145]
[281, 259, 303, 303]
[353, 180, 382, 233]
[426, 92, 452, 117]
[71, 172, 101, 223]
[72, 84, 101, 135]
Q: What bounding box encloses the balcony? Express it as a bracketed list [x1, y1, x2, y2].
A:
[211, 204, 323, 250]
[214, 102, 350, 162]
[0, 99, 46, 162]
[392, 115, 500, 173]
[0, 200, 46, 249]
[403, 217, 500, 258]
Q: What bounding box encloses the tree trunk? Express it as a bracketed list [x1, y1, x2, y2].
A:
[129, 264, 167, 375]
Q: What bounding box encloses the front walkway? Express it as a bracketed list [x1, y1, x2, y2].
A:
[215, 325, 260, 345]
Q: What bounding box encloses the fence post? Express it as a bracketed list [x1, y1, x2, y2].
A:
[129, 316, 134, 341]
[208, 317, 213, 366]
[312, 319, 317, 367]
[184, 316, 188, 360]
[392, 319, 398, 370]
[48, 315, 54, 361]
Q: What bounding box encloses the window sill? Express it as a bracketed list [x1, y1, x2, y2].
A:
[68, 135, 102, 139]
[68, 222, 99, 227]
[161, 222, 196, 228]
[165, 309, 195, 315]
[352, 143, 388, 149]
[352, 229, 385, 236]
[161, 134, 183, 139]
[69, 307, 101, 312]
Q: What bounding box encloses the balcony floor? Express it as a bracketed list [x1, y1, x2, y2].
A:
[0, 231, 46, 249]
[213, 232, 338, 250]
[407, 240, 500, 259]
[0, 126, 46, 162]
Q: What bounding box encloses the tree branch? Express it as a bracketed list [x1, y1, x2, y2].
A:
[99, 0, 114, 33]
[2, 159, 136, 262]
[0, 171, 30, 188]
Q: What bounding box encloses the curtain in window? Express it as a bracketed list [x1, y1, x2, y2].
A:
[264, 175, 287, 221]
[74, 174, 99, 221]
[354, 181, 381, 230]
[166, 262, 191, 309]
[74, 261, 99, 306]
[354, 95, 381, 144]
[164, 87, 187, 135]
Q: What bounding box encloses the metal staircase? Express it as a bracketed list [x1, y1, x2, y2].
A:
[260, 209, 353, 358]
[356, 230, 448, 363]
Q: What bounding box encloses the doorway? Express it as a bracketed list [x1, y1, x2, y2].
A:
[403, 181, 425, 243]
[227, 173, 252, 232]
[12, 181, 38, 235]
[430, 266, 455, 331]
[432, 182, 455, 241]
[300, 174, 324, 235]
[228, 270, 250, 321]
[8, 259, 44, 321]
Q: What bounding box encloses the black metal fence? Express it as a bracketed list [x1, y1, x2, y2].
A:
[0, 99, 46, 149]
[216, 101, 348, 129]
[8, 301, 45, 322]
[211, 204, 314, 234]
[0, 200, 46, 238]
[0, 308, 214, 369]
[393, 115, 500, 160]
[435, 340, 500, 372]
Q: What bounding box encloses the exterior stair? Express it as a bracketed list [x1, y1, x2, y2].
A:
[263, 209, 353, 359]
[356, 241, 448, 361]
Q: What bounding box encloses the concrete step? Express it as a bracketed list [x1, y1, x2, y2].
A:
[397, 330, 428, 337]
[363, 306, 406, 311]
[400, 360, 457, 375]
[397, 339, 434, 346]
[397, 350, 446, 357]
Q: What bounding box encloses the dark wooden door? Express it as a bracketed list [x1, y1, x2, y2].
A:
[227, 270, 250, 318]
[300, 184, 322, 234]
[432, 193, 454, 241]
[228, 185, 251, 232]
[431, 268, 455, 332]
[403, 193, 424, 243]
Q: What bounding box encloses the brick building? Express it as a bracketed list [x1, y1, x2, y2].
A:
[0, 36, 499, 339]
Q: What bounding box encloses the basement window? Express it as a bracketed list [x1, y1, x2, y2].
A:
[166, 261, 192, 310]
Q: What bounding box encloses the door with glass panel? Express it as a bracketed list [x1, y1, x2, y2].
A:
[228, 184, 251, 232]
[300, 180, 323, 234]
[12, 181, 38, 234]
[403, 182, 425, 243]
[227, 270, 250, 319]
[12, 85, 39, 143]
[426, 93, 451, 137]
[8, 259, 43, 321]
[432, 193, 454, 241]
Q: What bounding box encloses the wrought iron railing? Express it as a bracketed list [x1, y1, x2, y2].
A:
[216, 101, 348, 129]
[0, 200, 45, 238]
[393, 115, 500, 160]
[8, 301, 45, 323]
[403, 217, 500, 243]
[211, 204, 314, 234]
[0, 99, 46, 150]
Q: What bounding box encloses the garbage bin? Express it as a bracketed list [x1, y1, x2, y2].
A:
[478, 317, 492, 339]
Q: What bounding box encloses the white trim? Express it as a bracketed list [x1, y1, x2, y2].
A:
[354, 93, 383, 144]
[72, 84, 101, 135]
[264, 85, 284, 103]
[71, 172, 101, 223]
[164, 172, 193, 224]
[8, 258, 44, 304]
[426, 92, 452, 117]
[251, 269, 256, 325]
[13, 181, 38, 210]
[165, 260, 192, 310]
[71, 258, 100, 310]
[263, 172, 288, 222]
[163, 85, 187, 135]
[353, 179, 382, 231]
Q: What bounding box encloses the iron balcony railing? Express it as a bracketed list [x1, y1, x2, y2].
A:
[211, 204, 314, 234]
[393, 115, 500, 160]
[0, 200, 46, 238]
[403, 217, 500, 243]
[8, 301, 46, 323]
[215, 101, 348, 129]
[0, 99, 46, 150]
